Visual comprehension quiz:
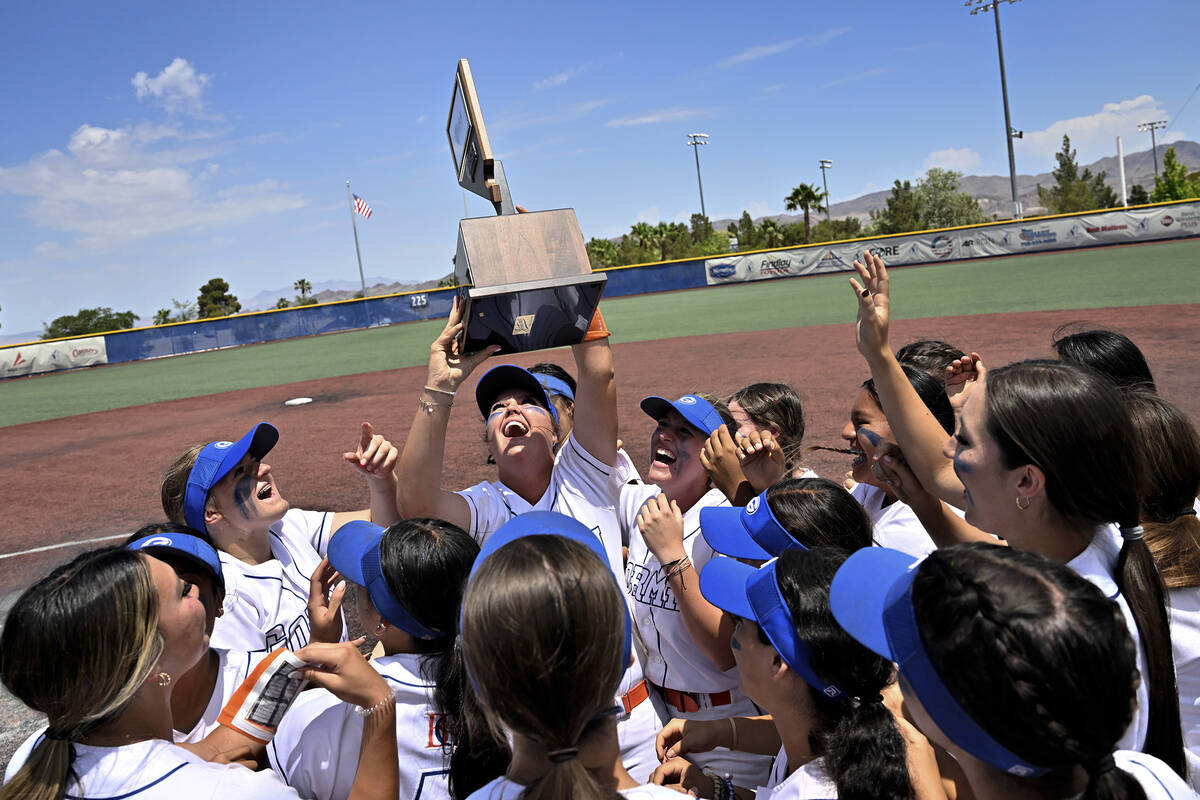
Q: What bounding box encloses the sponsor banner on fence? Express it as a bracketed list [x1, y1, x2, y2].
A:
[704, 201, 1200, 285]
[0, 336, 107, 378]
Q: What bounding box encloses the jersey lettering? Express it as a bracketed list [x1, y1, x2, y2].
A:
[265, 614, 311, 651]
[426, 712, 450, 748]
[626, 562, 678, 611]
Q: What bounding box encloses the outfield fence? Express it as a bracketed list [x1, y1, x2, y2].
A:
[3, 199, 1198, 379]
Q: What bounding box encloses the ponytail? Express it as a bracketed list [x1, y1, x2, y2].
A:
[1116, 526, 1186, 777]
[438, 640, 509, 798]
[0, 736, 76, 800]
[1083, 757, 1148, 800]
[816, 695, 912, 800]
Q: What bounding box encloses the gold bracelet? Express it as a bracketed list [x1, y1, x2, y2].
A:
[728, 716, 738, 750]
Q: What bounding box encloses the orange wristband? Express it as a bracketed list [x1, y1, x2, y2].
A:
[583, 308, 611, 341]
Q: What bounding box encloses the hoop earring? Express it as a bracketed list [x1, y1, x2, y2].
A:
[1015, 496, 1030, 511]
[374, 622, 387, 635]
[156, 672, 173, 687]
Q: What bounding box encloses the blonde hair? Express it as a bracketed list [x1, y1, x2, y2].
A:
[161, 444, 204, 524]
[0, 548, 163, 800]
[460, 536, 626, 800]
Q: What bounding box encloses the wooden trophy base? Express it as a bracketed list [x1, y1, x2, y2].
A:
[454, 208, 605, 354]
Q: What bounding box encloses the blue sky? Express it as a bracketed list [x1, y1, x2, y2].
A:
[1, 0, 1197, 335]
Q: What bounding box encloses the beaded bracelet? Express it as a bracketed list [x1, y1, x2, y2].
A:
[354, 696, 393, 718]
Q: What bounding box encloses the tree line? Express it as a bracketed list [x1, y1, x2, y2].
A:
[36, 137, 1199, 338]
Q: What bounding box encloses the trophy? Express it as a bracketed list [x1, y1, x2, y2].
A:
[447, 59, 606, 354]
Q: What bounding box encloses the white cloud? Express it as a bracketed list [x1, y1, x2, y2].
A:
[718, 28, 850, 68]
[1022, 95, 1187, 164]
[493, 99, 609, 132]
[820, 67, 891, 90]
[416, 115, 427, 124]
[605, 107, 710, 127]
[923, 147, 983, 172]
[746, 201, 770, 218]
[131, 58, 211, 115]
[634, 206, 660, 224]
[534, 69, 577, 91]
[0, 120, 305, 250]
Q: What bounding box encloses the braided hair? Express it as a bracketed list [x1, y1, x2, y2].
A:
[913, 543, 1148, 800]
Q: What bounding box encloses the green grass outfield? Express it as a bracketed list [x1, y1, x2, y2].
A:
[2, 239, 1197, 428]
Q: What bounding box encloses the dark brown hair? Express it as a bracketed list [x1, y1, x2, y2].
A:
[729, 382, 806, 467]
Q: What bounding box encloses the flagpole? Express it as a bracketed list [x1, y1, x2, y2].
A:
[346, 181, 367, 298]
[346, 180, 372, 328]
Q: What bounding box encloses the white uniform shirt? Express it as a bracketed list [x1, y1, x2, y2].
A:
[175, 648, 270, 743]
[466, 775, 682, 799]
[851, 482, 937, 558]
[3, 737, 298, 799]
[211, 508, 336, 653]
[1114, 750, 1198, 799]
[1068, 525, 1150, 752]
[269, 651, 448, 800]
[756, 748, 838, 800]
[621, 485, 735, 693]
[458, 435, 663, 778]
[1168, 586, 1200, 787]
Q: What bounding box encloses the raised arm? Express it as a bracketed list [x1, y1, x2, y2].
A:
[394, 298, 498, 530]
[568, 309, 618, 466]
[850, 253, 964, 505]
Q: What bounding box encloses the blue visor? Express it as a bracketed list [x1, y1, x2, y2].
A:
[127, 532, 225, 594]
[328, 521, 446, 640]
[535, 374, 575, 402]
[474, 365, 559, 425]
[640, 394, 723, 437]
[701, 490, 802, 560]
[701, 556, 844, 700]
[183, 422, 279, 534]
[830, 547, 1050, 777]
[467, 511, 631, 667]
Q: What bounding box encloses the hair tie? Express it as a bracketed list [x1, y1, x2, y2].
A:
[1174, 508, 1198, 520]
[43, 728, 71, 742]
[1120, 525, 1144, 541]
[547, 746, 580, 763]
[1087, 752, 1117, 776]
[850, 693, 884, 708]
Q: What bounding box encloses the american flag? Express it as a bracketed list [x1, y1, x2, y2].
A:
[353, 194, 373, 219]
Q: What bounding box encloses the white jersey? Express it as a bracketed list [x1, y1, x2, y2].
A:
[621, 484, 736, 693]
[175, 648, 271, 743]
[466, 775, 682, 799]
[1114, 750, 1198, 799]
[3, 737, 298, 799]
[1069, 525, 1149, 752]
[269, 651, 448, 800]
[211, 508, 338, 653]
[756, 748, 838, 800]
[1168, 586, 1200, 788]
[851, 482, 937, 558]
[457, 435, 664, 779]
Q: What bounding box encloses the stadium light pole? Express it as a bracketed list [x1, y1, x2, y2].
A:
[968, 0, 1024, 219]
[687, 133, 709, 219]
[1138, 120, 1169, 178]
[818, 159, 833, 224]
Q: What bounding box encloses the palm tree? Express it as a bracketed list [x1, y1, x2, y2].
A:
[293, 278, 312, 301]
[759, 218, 783, 248]
[629, 222, 664, 261]
[784, 183, 827, 244]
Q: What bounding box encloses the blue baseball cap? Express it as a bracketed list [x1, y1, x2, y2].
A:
[700, 556, 844, 699]
[640, 394, 722, 436]
[328, 521, 446, 640]
[534, 373, 575, 402]
[183, 423, 279, 534]
[701, 489, 802, 560]
[474, 365, 559, 425]
[127, 532, 225, 595]
[467, 511, 631, 666]
[830, 547, 1050, 777]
